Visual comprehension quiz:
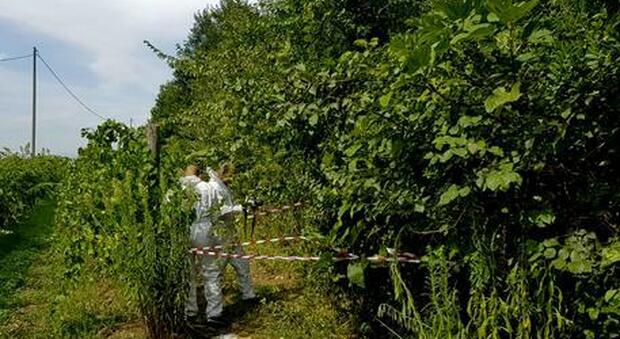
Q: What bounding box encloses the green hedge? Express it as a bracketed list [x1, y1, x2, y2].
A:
[147, 0, 620, 336]
[0, 154, 68, 229]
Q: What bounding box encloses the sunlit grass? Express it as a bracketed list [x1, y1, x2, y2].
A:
[0, 201, 142, 338]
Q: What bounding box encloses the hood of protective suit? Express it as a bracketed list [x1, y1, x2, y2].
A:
[180, 175, 202, 189]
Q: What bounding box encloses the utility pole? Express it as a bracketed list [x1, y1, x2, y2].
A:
[31, 46, 37, 157]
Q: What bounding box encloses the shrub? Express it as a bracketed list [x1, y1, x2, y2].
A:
[55, 121, 194, 338]
[0, 152, 68, 230]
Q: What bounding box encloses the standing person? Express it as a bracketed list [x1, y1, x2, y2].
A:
[181, 164, 255, 325]
[209, 163, 256, 302]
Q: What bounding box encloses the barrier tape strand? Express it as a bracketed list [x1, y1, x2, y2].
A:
[201, 235, 318, 251]
[249, 202, 304, 218]
[197, 234, 419, 262]
[190, 234, 421, 264]
[212, 199, 420, 264]
[190, 249, 420, 264]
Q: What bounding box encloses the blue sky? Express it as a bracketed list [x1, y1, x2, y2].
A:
[0, 0, 219, 156]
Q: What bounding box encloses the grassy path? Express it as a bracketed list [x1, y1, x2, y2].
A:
[210, 260, 355, 338]
[0, 201, 141, 339]
[0, 200, 57, 337]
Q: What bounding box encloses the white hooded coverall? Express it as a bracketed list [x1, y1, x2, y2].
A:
[182, 170, 255, 319]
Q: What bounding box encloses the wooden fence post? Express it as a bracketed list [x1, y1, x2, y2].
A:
[146, 123, 160, 166]
[145, 123, 166, 337]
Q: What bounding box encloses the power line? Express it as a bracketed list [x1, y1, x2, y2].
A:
[36, 52, 107, 120]
[0, 54, 32, 62]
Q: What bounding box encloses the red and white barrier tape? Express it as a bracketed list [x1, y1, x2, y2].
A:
[201, 235, 318, 251]
[189, 248, 420, 264]
[250, 202, 304, 218]
[191, 249, 322, 262]
[197, 234, 419, 261]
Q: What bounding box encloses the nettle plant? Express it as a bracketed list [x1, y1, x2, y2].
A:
[56, 121, 194, 338]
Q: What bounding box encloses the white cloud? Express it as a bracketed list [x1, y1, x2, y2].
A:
[0, 0, 216, 89]
[0, 0, 221, 155]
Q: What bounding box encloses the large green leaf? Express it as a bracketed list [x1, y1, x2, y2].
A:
[529, 209, 556, 228]
[451, 24, 495, 44]
[602, 240, 620, 268]
[484, 82, 522, 113]
[487, 0, 540, 24]
[528, 29, 554, 45]
[438, 184, 471, 206]
[347, 262, 366, 288]
[476, 162, 522, 191]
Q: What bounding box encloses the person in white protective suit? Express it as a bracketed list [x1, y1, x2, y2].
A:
[181, 164, 255, 323]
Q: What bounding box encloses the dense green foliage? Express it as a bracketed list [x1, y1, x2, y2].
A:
[0, 152, 67, 231]
[147, 0, 620, 337]
[55, 121, 194, 337]
[40, 0, 620, 337]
